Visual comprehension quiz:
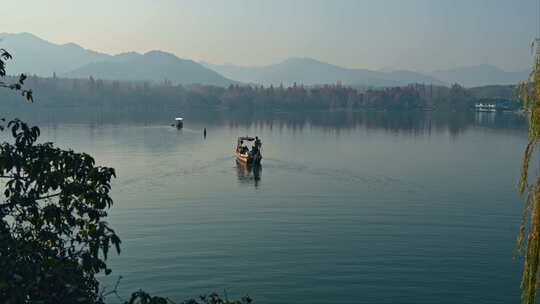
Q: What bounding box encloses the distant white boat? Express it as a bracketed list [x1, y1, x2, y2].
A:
[474, 103, 497, 112]
[175, 117, 184, 128]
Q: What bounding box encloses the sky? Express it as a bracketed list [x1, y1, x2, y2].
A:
[0, 0, 537, 72]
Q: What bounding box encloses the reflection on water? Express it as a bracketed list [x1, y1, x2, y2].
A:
[2, 105, 527, 138]
[31, 109, 526, 304]
[474, 111, 496, 124]
[235, 160, 262, 187]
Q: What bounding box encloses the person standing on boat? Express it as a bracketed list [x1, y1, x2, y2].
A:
[203, 128, 207, 138]
[250, 136, 261, 155]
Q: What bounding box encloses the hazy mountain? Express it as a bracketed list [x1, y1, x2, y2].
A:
[203, 57, 446, 87]
[108, 51, 143, 63]
[467, 84, 517, 100]
[430, 64, 528, 87]
[384, 70, 446, 86]
[67, 50, 234, 86]
[0, 32, 110, 76]
[0, 32, 234, 86]
[1, 32, 524, 88]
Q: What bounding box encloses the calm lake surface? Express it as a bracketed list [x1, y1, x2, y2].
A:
[30, 110, 528, 303]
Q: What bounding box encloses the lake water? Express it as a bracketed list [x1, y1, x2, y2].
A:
[31, 110, 528, 303]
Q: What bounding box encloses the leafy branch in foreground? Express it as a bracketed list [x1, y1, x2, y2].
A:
[0, 44, 119, 303]
[516, 38, 540, 304]
[98, 276, 252, 304]
[0, 47, 252, 303]
[0, 48, 32, 102]
[119, 290, 252, 304]
[0, 117, 120, 303]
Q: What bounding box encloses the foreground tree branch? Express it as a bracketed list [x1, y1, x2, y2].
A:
[516, 38, 540, 304]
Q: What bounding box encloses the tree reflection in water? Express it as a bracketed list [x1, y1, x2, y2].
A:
[235, 160, 262, 188]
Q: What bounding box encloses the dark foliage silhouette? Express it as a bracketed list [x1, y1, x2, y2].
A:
[0, 49, 251, 304]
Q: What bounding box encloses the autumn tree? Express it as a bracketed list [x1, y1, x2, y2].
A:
[516, 38, 540, 304]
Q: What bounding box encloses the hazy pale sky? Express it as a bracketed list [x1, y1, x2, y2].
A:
[1, 0, 537, 71]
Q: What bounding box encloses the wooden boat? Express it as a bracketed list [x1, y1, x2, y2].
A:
[235, 136, 262, 164]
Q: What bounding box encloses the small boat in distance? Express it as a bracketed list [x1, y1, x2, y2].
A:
[175, 117, 184, 128]
[235, 136, 262, 164]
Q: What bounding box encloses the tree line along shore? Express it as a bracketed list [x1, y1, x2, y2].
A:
[0, 75, 519, 112]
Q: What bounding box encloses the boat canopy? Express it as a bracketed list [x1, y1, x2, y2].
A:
[237, 136, 258, 147]
[175, 117, 184, 121]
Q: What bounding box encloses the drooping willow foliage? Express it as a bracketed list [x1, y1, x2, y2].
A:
[517, 38, 540, 304]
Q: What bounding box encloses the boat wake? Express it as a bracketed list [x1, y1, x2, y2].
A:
[262, 158, 424, 193]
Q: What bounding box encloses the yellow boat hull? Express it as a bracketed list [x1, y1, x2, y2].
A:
[236, 151, 262, 164]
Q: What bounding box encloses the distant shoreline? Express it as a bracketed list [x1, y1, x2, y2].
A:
[0, 75, 520, 115]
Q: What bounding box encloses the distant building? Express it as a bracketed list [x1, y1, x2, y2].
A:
[474, 103, 497, 112]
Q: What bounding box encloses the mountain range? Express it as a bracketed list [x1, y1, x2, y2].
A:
[203, 59, 529, 88]
[201, 58, 446, 87]
[0, 32, 529, 87]
[431, 64, 528, 88]
[0, 32, 234, 86]
[65, 50, 234, 86]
